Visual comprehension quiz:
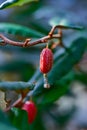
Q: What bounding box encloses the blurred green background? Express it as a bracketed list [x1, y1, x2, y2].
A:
[0, 0, 87, 130]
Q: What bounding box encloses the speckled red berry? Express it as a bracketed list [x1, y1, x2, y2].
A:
[22, 101, 37, 124]
[40, 48, 53, 73]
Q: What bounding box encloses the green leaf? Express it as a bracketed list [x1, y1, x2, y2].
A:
[9, 108, 30, 130]
[75, 73, 87, 85]
[49, 17, 84, 30]
[48, 37, 87, 83]
[0, 23, 44, 38]
[31, 71, 75, 104]
[0, 0, 37, 9]
[36, 82, 68, 105]
[30, 110, 45, 130]
[9, 108, 45, 130]
[0, 123, 18, 130]
[0, 110, 18, 130]
[26, 37, 87, 104]
[39, 71, 75, 104]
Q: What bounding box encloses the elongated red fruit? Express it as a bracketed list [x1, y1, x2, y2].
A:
[22, 101, 37, 124]
[40, 48, 53, 73]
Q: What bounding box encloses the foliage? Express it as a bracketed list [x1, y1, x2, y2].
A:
[0, 0, 87, 130]
[0, 0, 37, 9]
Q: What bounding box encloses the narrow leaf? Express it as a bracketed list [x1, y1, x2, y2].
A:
[0, 110, 18, 130]
[49, 17, 84, 30]
[38, 71, 75, 104]
[9, 108, 30, 130]
[0, 0, 37, 9]
[48, 37, 87, 83]
[0, 23, 44, 38]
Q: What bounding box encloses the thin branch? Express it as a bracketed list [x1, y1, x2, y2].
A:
[0, 25, 63, 47]
[49, 25, 63, 36]
[0, 34, 61, 47]
[0, 34, 24, 46]
[4, 97, 23, 112]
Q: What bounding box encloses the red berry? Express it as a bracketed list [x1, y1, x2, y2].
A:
[40, 48, 53, 73]
[22, 101, 37, 124]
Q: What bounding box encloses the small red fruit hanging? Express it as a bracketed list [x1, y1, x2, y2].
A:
[40, 47, 53, 88]
[22, 101, 37, 124]
[40, 48, 53, 73]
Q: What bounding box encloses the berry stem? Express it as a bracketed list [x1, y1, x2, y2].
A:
[46, 42, 49, 48]
[43, 74, 50, 88]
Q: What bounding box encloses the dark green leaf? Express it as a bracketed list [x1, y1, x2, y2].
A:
[9, 108, 30, 130]
[36, 82, 68, 105]
[0, 0, 37, 9]
[0, 23, 44, 38]
[75, 73, 87, 85]
[31, 71, 75, 104]
[39, 71, 76, 104]
[0, 110, 18, 130]
[29, 110, 45, 130]
[48, 37, 87, 83]
[49, 17, 84, 30]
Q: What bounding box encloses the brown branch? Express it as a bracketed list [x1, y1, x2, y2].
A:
[0, 26, 63, 48]
[49, 25, 63, 36]
[0, 34, 24, 47]
[4, 97, 23, 112]
[0, 34, 61, 47]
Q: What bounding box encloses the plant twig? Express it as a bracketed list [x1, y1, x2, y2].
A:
[0, 34, 61, 47]
[4, 97, 23, 112]
[0, 26, 63, 47]
[49, 25, 63, 36]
